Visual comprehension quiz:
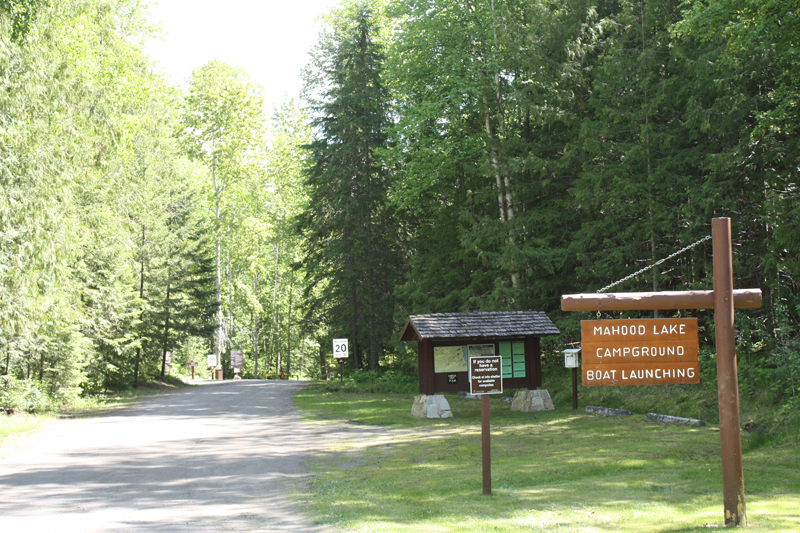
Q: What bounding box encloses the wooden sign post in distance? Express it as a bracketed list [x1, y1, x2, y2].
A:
[469, 355, 503, 496]
[561, 218, 761, 527]
[186, 361, 198, 380]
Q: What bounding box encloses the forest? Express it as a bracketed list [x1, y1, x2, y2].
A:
[1, 0, 797, 413]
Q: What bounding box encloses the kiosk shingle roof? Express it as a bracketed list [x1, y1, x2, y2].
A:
[400, 311, 560, 341]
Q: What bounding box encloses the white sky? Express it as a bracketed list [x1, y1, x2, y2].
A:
[144, 0, 340, 114]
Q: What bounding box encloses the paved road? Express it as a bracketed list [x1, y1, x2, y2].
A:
[0, 380, 344, 532]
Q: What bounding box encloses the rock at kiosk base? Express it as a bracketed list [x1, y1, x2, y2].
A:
[411, 395, 454, 418]
[510, 389, 555, 412]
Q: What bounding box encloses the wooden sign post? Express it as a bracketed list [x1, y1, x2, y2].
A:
[186, 361, 198, 380]
[563, 349, 581, 409]
[333, 339, 348, 383]
[469, 355, 503, 496]
[561, 218, 760, 527]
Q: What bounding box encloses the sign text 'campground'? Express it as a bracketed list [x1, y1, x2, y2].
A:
[581, 318, 700, 386]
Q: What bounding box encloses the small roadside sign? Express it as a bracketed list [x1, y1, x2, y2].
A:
[230, 350, 244, 369]
[207, 353, 217, 367]
[333, 339, 348, 384]
[333, 338, 349, 359]
[469, 356, 503, 395]
[563, 348, 581, 368]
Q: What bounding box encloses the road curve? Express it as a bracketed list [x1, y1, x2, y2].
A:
[0, 380, 340, 532]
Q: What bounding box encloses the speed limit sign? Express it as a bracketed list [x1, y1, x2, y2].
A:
[333, 338, 349, 359]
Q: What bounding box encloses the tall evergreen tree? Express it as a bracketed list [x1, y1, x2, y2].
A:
[298, 2, 399, 371]
[572, 0, 698, 300]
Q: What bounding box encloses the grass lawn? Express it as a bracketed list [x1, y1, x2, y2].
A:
[293, 388, 800, 532]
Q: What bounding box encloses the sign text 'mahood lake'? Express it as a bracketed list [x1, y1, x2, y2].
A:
[581, 318, 700, 386]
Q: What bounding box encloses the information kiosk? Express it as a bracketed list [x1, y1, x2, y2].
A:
[400, 311, 560, 395]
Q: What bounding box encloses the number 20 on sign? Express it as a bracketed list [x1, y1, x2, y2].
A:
[333, 338, 348, 359]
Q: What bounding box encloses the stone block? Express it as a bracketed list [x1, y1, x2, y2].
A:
[646, 413, 705, 426]
[585, 406, 632, 417]
[410, 395, 426, 418]
[510, 389, 555, 413]
[530, 389, 555, 410]
[411, 394, 453, 418]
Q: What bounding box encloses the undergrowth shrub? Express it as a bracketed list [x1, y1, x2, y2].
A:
[324, 369, 417, 394]
[0, 377, 53, 413]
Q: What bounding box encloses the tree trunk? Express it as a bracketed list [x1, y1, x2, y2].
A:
[286, 271, 293, 376]
[253, 270, 260, 378]
[4, 342, 10, 382]
[319, 343, 327, 379]
[267, 244, 280, 373]
[488, 0, 520, 289]
[213, 164, 223, 371]
[161, 252, 172, 378]
[226, 246, 234, 351]
[134, 225, 146, 387]
[640, 0, 658, 319]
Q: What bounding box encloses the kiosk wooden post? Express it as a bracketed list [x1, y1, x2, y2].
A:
[561, 218, 759, 527]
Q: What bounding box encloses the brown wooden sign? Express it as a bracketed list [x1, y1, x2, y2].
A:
[469, 356, 503, 395]
[230, 349, 244, 369]
[581, 318, 700, 386]
[186, 361, 198, 380]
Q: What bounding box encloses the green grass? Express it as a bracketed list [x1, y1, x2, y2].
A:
[293, 388, 800, 532]
[0, 412, 55, 443]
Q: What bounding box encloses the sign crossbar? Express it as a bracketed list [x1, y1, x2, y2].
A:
[562, 289, 761, 312]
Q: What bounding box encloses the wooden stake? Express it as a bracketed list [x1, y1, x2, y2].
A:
[572, 367, 578, 410]
[712, 218, 747, 527]
[481, 394, 491, 495]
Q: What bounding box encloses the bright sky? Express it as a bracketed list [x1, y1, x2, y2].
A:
[144, 0, 340, 114]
